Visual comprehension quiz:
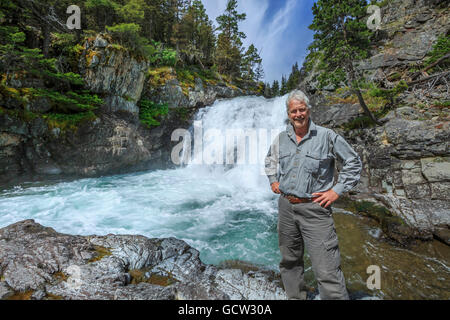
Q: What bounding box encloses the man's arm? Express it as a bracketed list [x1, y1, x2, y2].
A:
[330, 132, 363, 196]
[265, 134, 281, 193]
[313, 132, 362, 207]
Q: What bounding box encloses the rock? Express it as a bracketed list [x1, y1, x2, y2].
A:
[157, 79, 189, 109]
[415, 12, 433, 23]
[0, 282, 13, 299]
[395, 107, 421, 120]
[0, 220, 287, 300]
[434, 227, 450, 245]
[103, 95, 139, 115]
[194, 77, 204, 92]
[93, 35, 108, 48]
[420, 157, 450, 182]
[311, 103, 364, 127]
[26, 97, 52, 113]
[79, 38, 149, 115]
[356, 53, 399, 70]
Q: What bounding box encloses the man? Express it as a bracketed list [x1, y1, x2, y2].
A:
[265, 89, 362, 300]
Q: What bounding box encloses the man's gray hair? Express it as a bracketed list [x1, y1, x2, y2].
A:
[286, 90, 310, 112]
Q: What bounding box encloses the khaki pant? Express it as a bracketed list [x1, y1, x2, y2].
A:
[277, 195, 349, 300]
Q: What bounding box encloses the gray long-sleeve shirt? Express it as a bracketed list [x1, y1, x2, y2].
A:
[265, 119, 362, 198]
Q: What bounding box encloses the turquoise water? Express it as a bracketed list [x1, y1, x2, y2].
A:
[0, 167, 281, 269]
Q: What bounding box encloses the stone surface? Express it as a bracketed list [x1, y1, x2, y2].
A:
[0, 220, 287, 300]
[79, 34, 149, 116]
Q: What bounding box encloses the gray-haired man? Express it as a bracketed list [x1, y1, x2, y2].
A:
[265, 90, 362, 300]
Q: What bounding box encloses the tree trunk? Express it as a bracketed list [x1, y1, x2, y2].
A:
[341, 21, 381, 126]
[347, 62, 382, 126]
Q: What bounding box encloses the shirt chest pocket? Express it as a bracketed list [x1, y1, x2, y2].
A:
[304, 152, 332, 175]
[279, 151, 292, 174]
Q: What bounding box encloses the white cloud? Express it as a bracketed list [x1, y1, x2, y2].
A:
[203, 0, 304, 83]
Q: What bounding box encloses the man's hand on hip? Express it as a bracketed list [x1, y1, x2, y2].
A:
[312, 189, 339, 208]
[271, 182, 281, 194]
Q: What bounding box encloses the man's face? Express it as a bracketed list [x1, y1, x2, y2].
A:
[288, 99, 310, 131]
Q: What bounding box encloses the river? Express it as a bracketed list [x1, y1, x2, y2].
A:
[0, 95, 448, 299]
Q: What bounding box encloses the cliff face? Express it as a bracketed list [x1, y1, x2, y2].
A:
[0, 34, 246, 185]
[303, 0, 449, 244]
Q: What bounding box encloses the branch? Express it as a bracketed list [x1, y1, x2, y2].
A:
[410, 53, 450, 81]
[407, 70, 450, 86]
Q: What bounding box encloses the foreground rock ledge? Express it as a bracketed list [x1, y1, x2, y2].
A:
[0, 220, 286, 300]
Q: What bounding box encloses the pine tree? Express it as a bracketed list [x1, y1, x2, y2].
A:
[309, 0, 381, 125]
[174, 0, 215, 67]
[271, 80, 280, 96]
[286, 62, 301, 91]
[215, 0, 246, 78]
[280, 75, 288, 95]
[241, 44, 263, 82]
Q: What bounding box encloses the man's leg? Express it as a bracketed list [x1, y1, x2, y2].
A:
[293, 202, 349, 300]
[277, 196, 307, 300]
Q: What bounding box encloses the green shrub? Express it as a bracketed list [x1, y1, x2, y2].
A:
[148, 41, 177, 67]
[423, 35, 450, 71]
[31, 88, 103, 112]
[138, 99, 168, 128]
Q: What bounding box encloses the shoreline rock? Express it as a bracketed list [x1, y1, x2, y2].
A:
[0, 219, 286, 300]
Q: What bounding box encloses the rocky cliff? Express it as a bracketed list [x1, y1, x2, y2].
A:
[0, 34, 247, 185]
[303, 0, 449, 245]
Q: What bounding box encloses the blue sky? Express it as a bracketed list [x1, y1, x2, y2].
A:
[203, 0, 316, 84]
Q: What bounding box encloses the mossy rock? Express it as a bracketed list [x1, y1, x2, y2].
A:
[45, 293, 64, 300]
[88, 245, 112, 263]
[128, 268, 178, 287]
[336, 197, 419, 245]
[217, 259, 261, 274]
[6, 290, 34, 300]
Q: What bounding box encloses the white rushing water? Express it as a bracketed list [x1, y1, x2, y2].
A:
[0, 95, 289, 269]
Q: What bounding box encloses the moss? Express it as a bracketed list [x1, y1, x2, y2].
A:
[88, 245, 112, 263]
[6, 290, 34, 300]
[85, 50, 101, 66]
[128, 268, 178, 287]
[53, 271, 69, 282]
[217, 259, 261, 274]
[147, 66, 176, 88]
[0, 106, 39, 122]
[147, 273, 178, 287]
[336, 197, 411, 239]
[45, 293, 64, 300]
[43, 111, 97, 132]
[128, 267, 175, 286]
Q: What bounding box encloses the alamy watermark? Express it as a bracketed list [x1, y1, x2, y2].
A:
[366, 265, 381, 290]
[66, 5, 81, 30]
[171, 121, 281, 171]
[367, 5, 382, 31]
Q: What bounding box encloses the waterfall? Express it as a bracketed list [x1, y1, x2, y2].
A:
[0, 95, 290, 269]
[176, 94, 288, 194]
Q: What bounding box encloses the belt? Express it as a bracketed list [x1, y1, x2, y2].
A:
[282, 193, 318, 204]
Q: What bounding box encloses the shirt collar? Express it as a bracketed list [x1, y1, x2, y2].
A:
[286, 118, 317, 144]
